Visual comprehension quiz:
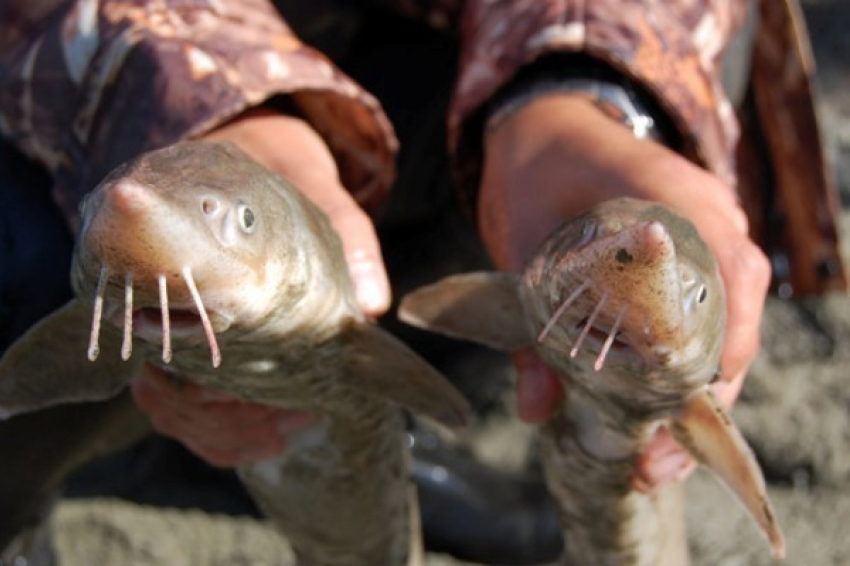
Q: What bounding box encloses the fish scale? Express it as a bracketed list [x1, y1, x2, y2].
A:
[400, 198, 785, 564]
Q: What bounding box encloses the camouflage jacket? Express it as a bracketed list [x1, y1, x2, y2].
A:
[0, 0, 843, 295]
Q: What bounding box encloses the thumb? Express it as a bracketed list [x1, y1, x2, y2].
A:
[203, 109, 391, 317]
[321, 190, 391, 317]
[285, 166, 390, 317]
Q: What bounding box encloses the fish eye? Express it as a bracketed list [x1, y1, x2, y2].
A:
[697, 285, 708, 304]
[238, 204, 256, 233]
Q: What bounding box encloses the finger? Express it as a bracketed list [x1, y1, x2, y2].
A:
[183, 429, 285, 468]
[324, 194, 391, 317]
[633, 427, 695, 492]
[711, 375, 745, 409]
[130, 365, 180, 412]
[134, 378, 309, 438]
[207, 110, 391, 317]
[137, 389, 279, 440]
[633, 453, 695, 493]
[715, 239, 771, 383]
[131, 366, 249, 423]
[134, 364, 284, 420]
[183, 411, 320, 467]
[131, 366, 317, 458]
[142, 397, 317, 465]
[160, 411, 284, 456]
[275, 160, 389, 316]
[512, 348, 563, 423]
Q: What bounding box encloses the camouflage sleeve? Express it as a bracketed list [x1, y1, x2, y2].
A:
[448, 0, 750, 208]
[0, 0, 397, 225]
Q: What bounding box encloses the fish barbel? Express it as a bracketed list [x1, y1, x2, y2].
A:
[400, 198, 785, 565]
[0, 141, 471, 566]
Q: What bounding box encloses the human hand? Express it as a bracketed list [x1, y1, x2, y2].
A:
[478, 94, 770, 490]
[131, 365, 317, 467]
[130, 107, 390, 467]
[203, 107, 390, 316]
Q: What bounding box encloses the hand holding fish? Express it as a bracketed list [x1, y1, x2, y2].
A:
[0, 140, 471, 564]
[478, 93, 771, 490]
[132, 365, 318, 467]
[203, 108, 392, 317]
[130, 108, 392, 467]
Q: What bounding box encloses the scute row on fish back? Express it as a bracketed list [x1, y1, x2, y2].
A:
[400, 198, 785, 565]
[0, 141, 471, 566]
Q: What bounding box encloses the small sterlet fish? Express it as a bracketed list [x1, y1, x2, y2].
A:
[400, 198, 785, 565]
[0, 141, 471, 566]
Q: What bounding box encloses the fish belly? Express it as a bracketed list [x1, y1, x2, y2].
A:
[541, 388, 689, 566]
[238, 400, 420, 566]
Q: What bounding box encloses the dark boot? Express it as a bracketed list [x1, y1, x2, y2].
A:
[411, 426, 563, 564]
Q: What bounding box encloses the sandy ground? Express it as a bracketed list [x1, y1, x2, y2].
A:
[39, 1, 850, 565]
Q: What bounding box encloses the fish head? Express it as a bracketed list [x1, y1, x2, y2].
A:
[72, 142, 321, 364]
[523, 198, 724, 398]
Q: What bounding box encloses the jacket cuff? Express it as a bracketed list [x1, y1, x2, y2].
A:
[484, 62, 678, 147]
[2, 0, 397, 225]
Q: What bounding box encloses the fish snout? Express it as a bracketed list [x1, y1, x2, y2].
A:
[594, 222, 685, 347]
[108, 178, 154, 217]
[535, 220, 690, 370]
[80, 180, 168, 274]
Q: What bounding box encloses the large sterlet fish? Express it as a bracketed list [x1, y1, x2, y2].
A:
[399, 198, 785, 565]
[0, 141, 471, 566]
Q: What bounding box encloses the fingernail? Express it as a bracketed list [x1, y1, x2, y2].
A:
[355, 276, 389, 315]
[349, 252, 390, 315]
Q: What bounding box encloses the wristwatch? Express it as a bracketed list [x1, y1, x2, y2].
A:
[485, 65, 673, 146]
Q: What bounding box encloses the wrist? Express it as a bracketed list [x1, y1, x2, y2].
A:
[479, 94, 740, 271]
[483, 93, 675, 206]
[487, 77, 670, 146]
[484, 57, 681, 148]
[202, 108, 343, 190]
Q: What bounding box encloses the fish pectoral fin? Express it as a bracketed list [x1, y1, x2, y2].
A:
[398, 272, 530, 351]
[671, 387, 785, 559]
[0, 300, 143, 418]
[343, 322, 471, 429]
